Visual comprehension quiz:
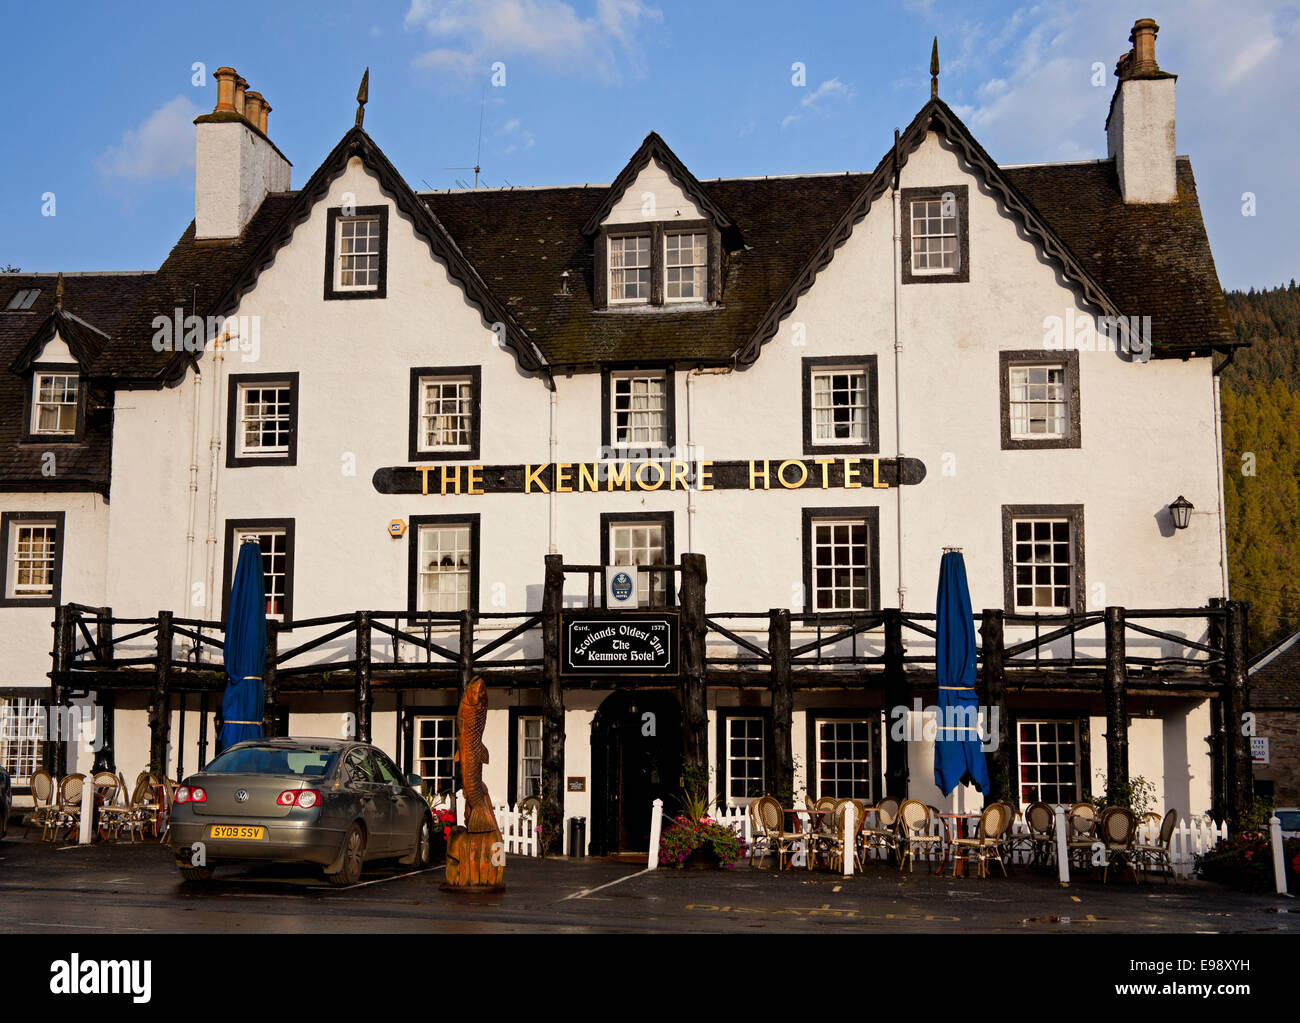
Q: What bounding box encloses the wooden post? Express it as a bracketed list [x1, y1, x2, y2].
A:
[354, 611, 372, 742]
[979, 608, 1010, 802]
[458, 609, 477, 693]
[541, 554, 565, 856]
[95, 607, 114, 665]
[883, 608, 908, 798]
[679, 553, 709, 784]
[47, 606, 72, 777]
[1103, 606, 1130, 803]
[149, 611, 173, 778]
[769, 608, 794, 804]
[1207, 597, 1226, 823]
[197, 692, 210, 770]
[1222, 600, 1254, 826]
[92, 691, 116, 774]
[262, 619, 280, 738]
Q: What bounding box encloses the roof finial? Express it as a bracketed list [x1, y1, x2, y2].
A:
[930, 36, 940, 99]
[355, 68, 369, 128]
[55, 272, 64, 310]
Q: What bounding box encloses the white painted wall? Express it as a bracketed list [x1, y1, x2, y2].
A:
[195, 119, 292, 240]
[1108, 78, 1177, 203]
[602, 158, 704, 224]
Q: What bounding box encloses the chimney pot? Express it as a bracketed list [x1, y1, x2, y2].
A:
[258, 97, 271, 135]
[245, 91, 264, 129]
[213, 67, 238, 112]
[1129, 18, 1160, 76]
[234, 76, 248, 116]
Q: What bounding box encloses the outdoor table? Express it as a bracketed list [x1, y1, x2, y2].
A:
[936, 813, 980, 876]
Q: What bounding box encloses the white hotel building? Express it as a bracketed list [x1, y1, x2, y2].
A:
[0, 20, 1255, 853]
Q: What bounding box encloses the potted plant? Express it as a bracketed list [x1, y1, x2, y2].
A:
[657, 767, 747, 869]
[423, 790, 456, 860]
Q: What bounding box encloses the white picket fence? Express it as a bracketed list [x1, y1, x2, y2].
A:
[451, 790, 540, 857]
[707, 804, 1227, 878]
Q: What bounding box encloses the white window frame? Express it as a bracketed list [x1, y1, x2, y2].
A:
[334, 214, 383, 292]
[1010, 518, 1075, 613]
[607, 234, 651, 305]
[416, 523, 473, 613]
[517, 716, 542, 800]
[0, 697, 43, 782]
[414, 715, 459, 795]
[31, 371, 78, 436]
[609, 371, 667, 449]
[1016, 719, 1080, 806]
[814, 718, 873, 800]
[663, 231, 707, 303]
[910, 196, 959, 275]
[725, 716, 766, 806]
[231, 528, 290, 621]
[809, 367, 869, 446]
[809, 518, 871, 612]
[418, 375, 474, 453]
[236, 382, 293, 458]
[1008, 364, 1068, 440]
[8, 522, 58, 598]
[608, 520, 667, 608]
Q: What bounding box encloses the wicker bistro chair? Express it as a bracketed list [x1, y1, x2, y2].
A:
[1100, 807, 1139, 883]
[808, 797, 842, 868]
[862, 797, 901, 862]
[51, 774, 86, 842]
[822, 801, 867, 873]
[952, 802, 1011, 878]
[992, 802, 1020, 870]
[100, 774, 155, 843]
[90, 771, 120, 841]
[1022, 801, 1058, 867]
[25, 769, 56, 840]
[1066, 803, 1099, 871]
[897, 800, 942, 874]
[1132, 809, 1179, 882]
[752, 796, 806, 870]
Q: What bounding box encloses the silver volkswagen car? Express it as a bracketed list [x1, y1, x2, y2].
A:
[169, 738, 435, 885]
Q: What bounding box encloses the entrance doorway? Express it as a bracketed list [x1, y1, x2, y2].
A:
[590, 690, 682, 855]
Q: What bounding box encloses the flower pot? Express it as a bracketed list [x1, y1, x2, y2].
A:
[682, 846, 722, 870]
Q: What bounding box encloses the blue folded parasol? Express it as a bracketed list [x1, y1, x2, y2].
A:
[933, 550, 989, 795]
[218, 539, 268, 754]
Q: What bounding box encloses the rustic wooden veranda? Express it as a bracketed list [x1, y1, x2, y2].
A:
[46, 553, 1255, 851]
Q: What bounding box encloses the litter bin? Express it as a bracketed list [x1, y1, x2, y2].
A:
[567, 816, 586, 858]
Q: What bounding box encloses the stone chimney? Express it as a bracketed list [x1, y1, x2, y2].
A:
[1106, 18, 1178, 203]
[194, 68, 291, 240]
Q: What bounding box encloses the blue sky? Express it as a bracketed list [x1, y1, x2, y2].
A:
[1, 0, 1296, 290]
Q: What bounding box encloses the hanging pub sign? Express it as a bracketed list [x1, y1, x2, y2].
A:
[373, 456, 926, 495]
[605, 566, 638, 608]
[561, 611, 680, 677]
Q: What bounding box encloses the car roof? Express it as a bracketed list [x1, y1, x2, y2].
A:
[224, 737, 353, 751]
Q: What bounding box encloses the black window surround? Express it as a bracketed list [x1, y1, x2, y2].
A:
[1001, 504, 1086, 615]
[226, 372, 300, 468]
[400, 701, 460, 780]
[0, 511, 65, 608]
[407, 513, 481, 617]
[715, 705, 774, 804]
[801, 355, 880, 456]
[21, 363, 87, 444]
[593, 219, 722, 309]
[600, 366, 677, 454]
[804, 708, 883, 802]
[408, 366, 482, 463]
[599, 510, 676, 607]
[324, 205, 389, 300]
[900, 185, 969, 285]
[1008, 711, 1091, 808]
[999, 350, 1081, 450]
[506, 704, 544, 805]
[801, 506, 882, 613]
[222, 518, 296, 625]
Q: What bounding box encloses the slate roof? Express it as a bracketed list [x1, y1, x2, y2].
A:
[0, 272, 154, 492]
[1250, 630, 1300, 710]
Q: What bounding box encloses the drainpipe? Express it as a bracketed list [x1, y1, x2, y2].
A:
[891, 130, 906, 610]
[1211, 357, 1231, 599]
[548, 377, 557, 555]
[203, 333, 228, 623]
[183, 368, 203, 617]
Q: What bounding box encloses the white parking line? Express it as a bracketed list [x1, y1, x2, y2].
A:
[321, 864, 443, 892]
[18, 921, 153, 932]
[563, 867, 654, 901]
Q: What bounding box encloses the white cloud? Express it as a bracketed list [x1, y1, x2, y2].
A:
[496, 116, 535, 154]
[95, 95, 202, 181]
[781, 76, 856, 129]
[404, 0, 661, 83]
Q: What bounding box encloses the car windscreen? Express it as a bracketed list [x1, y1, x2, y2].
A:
[204, 746, 338, 777]
[1277, 810, 1300, 831]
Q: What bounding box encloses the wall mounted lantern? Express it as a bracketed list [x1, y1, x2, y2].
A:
[1169, 495, 1193, 530]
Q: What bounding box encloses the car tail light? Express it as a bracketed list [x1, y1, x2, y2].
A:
[190, 787, 206, 803]
[277, 789, 321, 808]
[175, 786, 190, 804]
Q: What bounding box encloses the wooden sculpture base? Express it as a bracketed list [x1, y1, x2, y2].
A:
[443, 823, 505, 890]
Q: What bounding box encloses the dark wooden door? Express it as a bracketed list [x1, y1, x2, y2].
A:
[591, 690, 682, 854]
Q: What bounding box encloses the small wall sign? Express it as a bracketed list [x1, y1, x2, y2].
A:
[567, 777, 586, 792]
[1250, 736, 1269, 765]
[605, 565, 637, 607]
[387, 519, 406, 538]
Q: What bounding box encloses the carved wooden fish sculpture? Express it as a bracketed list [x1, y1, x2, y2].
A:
[446, 676, 504, 887]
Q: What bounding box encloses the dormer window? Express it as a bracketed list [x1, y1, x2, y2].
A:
[31, 372, 79, 435]
[324, 206, 388, 300]
[608, 235, 651, 304]
[900, 185, 969, 285]
[664, 231, 707, 302]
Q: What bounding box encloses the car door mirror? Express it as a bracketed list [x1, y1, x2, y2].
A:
[406, 774, 424, 790]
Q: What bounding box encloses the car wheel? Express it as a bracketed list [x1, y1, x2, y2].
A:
[327, 823, 366, 886]
[402, 814, 433, 868]
[178, 864, 213, 882]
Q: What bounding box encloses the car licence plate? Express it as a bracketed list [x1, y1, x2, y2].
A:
[210, 825, 265, 840]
